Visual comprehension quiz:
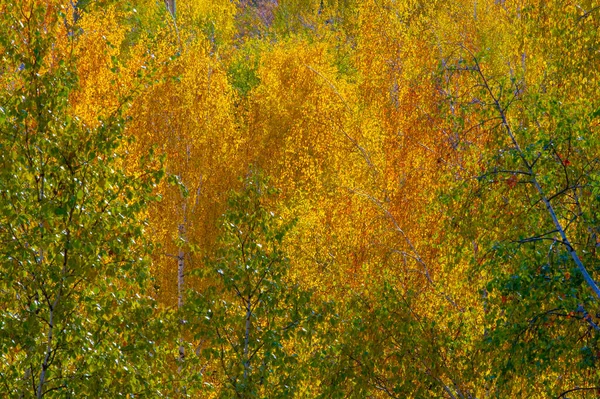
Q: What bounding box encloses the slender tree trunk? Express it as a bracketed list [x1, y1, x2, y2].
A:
[37, 293, 60, 399]
[473, 58, 600, 299]
[37, 308, 53, 399]
[164, 0, 176, 17]
[178, 218, 185, 364]
[243, 298, 252, 384]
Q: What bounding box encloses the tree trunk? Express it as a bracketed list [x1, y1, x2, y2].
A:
[165, 0, 176, 18]
[178, 220, 185, 363]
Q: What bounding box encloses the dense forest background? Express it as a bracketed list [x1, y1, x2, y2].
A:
[1, 0, 599, 397]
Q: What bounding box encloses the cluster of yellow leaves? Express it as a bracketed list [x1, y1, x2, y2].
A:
[127, 35, 242, 304]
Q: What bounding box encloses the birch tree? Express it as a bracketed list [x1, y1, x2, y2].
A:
[0, 1, 168, 396]
[187, 170, 321, 398]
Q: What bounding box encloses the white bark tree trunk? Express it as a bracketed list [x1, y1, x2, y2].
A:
[165, 0, 176, 17]
[471, 57, 600, 300]
[178, 218, 185, 364]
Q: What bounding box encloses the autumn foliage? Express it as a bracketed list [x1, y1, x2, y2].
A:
[1, 0, 599, 397]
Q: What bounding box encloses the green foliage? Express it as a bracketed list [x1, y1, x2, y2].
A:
[436, 3, 600, 395]
[0, 3, 169, 397]
[186, 169, 322, 398]
[228, 48, 261, 97]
